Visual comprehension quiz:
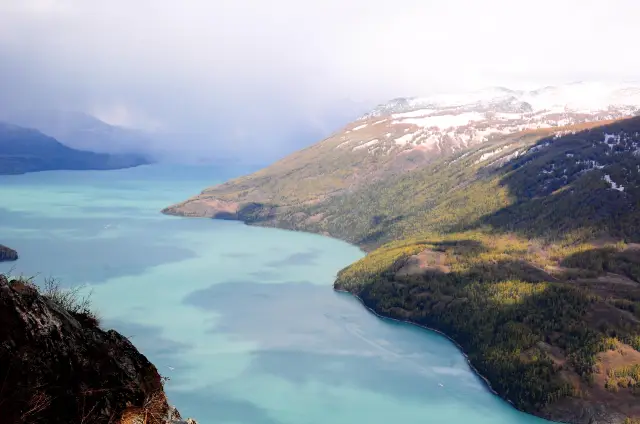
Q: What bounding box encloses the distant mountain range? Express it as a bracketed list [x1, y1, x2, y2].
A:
[2, 109, 155, 157]
[164, 82, 640, 424]
[0, 121, 150, 175]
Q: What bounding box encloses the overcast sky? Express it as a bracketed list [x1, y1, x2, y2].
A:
[1, 0, 639, 161]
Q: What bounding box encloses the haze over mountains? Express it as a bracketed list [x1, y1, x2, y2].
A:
[0, 119, 150, 175]
[3, 109, 155, 156]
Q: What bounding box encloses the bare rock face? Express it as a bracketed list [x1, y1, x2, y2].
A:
[0, 275, 196, 424]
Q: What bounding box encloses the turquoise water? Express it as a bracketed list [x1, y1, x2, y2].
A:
[0, 165, 554, 424]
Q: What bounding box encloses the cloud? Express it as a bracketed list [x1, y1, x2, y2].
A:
[0, 0, 639, 161]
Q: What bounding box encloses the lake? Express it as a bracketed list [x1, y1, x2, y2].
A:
[0, 165, 554, 424]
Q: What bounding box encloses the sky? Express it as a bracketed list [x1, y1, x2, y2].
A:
[0, 0, 639, 162]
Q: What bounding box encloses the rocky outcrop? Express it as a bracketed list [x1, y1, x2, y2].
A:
[0, 244, 18, 262]
[0, 274, 196, 424]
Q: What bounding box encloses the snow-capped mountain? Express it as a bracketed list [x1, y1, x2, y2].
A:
[342, 82, 640, 157]
[164, 81, 640, 222]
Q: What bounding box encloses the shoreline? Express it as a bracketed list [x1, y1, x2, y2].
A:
[163, 209, 511, 402]
[333, 288, 509, 404]
[165, 211, 524, 410]
[163, 210, 602, 424]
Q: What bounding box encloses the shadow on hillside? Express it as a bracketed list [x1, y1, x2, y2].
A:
[430, 239, 488, 256]
[358, 215, 407, 246]
[208, 201, 275, 222]
[560, 247, 640, 283]
[472, 116, 640, 243]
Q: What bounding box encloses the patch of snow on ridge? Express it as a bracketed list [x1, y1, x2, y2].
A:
[475, 144, 512, 164]
[604, 174, 625, 192]
[521, 82, 640, 111]
[395, 133, 415, 145]
[394, 112, 485, 129]
[391, 109, 439, 119]
[525, 141, 552, 155]
[575, 160, 605, 173]
[353, 139, 380, 151]
[493, 112, 525, 120]
[352, 124, 368, 131]
[603, 133, 621, 149]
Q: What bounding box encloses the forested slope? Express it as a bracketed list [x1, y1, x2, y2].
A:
[329, 117, 640, 423]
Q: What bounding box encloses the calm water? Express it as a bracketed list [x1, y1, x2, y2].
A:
[0, 165, 554, 424]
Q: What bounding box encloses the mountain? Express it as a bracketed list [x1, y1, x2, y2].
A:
[0, 274, 196, 424]
[2, 109, 155, 159]
[163, 82, 640, 220]
[0, 122, 149, 175]
[329, 116, 640, 423]
[164, 83, 640, 423]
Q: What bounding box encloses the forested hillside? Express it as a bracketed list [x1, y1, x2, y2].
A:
[328, 117, 640, 423]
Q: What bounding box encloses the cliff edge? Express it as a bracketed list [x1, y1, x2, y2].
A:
[0, 274, 196, 424]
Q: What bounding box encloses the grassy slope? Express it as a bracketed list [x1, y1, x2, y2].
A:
[162, 119, 452, 217]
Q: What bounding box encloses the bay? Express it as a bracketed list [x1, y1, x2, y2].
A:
[0, 165, 554, 424]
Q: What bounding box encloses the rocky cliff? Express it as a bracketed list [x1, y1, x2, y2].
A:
[0, 274, 195, 424]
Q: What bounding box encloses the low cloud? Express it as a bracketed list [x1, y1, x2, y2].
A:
[1, 0, 638, 161]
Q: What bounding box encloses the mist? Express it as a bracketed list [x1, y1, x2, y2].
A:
[1, 0, 639, 162]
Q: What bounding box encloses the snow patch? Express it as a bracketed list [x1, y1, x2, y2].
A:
[352, 124, 367, 131]
[575, 160, 605, 171]
[603, 174, 625, 192]
[603, 133, 621, 149]
[353, 139, 380, 151]
[493, 112, 525, 120]
[475, 144, 512, 164]
[525, 141, 552, 155]
[395, 133, 415, 145]
[394, 112, 485, 129]
[391, 109, 439, 119]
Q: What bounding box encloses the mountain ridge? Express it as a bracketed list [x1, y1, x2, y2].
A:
[2, 109, 155, 158]
[163, 82, 640, 223]
[0, 121, 150, 175]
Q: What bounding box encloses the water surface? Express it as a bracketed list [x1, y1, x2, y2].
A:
[0, 165, 554, 424]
